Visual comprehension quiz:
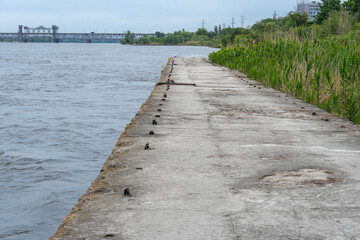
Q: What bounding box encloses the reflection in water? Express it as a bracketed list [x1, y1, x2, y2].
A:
[0, 43, 215, 240]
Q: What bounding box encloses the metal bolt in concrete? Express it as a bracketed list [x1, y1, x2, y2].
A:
[50, 57, 360, 240]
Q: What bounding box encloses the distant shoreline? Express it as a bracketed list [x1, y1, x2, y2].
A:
[0, 40, 217, 48]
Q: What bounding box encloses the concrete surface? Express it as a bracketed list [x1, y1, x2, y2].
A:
[50, 57, 360, 240]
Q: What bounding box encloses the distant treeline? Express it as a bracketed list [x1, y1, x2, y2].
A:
[125, 0, 360, 48]
[120, 27, 250, 48]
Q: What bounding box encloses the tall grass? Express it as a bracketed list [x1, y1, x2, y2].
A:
[209, 36, 360, 124]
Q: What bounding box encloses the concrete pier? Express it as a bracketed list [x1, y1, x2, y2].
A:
[50, 57, 360, 240]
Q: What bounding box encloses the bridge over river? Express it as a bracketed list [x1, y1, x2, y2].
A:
[0, 25, 155, 43]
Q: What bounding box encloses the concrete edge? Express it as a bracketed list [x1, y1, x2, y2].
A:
[205, 58, 360, 132]
[49, 57, 174, 240]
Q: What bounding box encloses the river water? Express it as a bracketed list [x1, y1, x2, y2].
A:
[0, 43, 215, 240]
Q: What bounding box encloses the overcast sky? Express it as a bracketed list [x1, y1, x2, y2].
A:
[0, 0, 301, 33]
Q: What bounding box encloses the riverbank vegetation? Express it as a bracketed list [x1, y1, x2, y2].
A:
[209, 0, 360, 124]
[120, 27, 247, 47]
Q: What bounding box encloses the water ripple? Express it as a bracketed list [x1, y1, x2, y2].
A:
[0, 43, 215, 240]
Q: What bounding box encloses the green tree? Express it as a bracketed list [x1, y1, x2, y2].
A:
[343, 0, 360, 13]
[221, 35, 231, 47]
[196, 28, 209, 36]
[316, 0, 342, 23]
[155, 31, 165, 38]
[229, 28, 251, 43]
[148, 36, 162, 44]
[288, 12, 308, 26]
[251, 18, 278, 32]
[135, 37, 150, 45]
[214, 26, 218, 35]
[163, 34, 182, 44]
[124, 30, 135, 44]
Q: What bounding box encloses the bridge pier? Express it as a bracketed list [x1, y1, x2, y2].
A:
[18, 25, 27, 43]
[52, 25, 59, 43]
[85, 39, 92, 43]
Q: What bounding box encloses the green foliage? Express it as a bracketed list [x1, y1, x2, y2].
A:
[123, 28, 216, 46]
[343, 0, 360, 14]
[221, 35, 231, 47]
[287, 12, 308, 27]
[121, 26, 251, 47]
[316, 0, 342, 23]
[121, 31, 135, 44]
[163, 33, 183, 44]
[155, 31, 165, 38]
[214, 26, 219, 35]
[196, 28, 209, 36]
[209, 36, 360, 124]
[251, 18, 279, 32]
[343, 0, 360, 20]
[204, 1, 360, 124]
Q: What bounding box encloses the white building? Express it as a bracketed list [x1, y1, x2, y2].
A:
[297, 1, 321, 21]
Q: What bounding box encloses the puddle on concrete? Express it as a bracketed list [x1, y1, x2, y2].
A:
[260, 168, 343, 187]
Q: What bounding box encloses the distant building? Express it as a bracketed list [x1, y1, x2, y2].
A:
[297, 1, 321, 21]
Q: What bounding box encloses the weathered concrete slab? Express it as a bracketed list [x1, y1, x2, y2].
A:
[50, 57, 360, 240]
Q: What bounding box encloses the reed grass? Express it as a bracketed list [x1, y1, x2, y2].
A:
[209, 36, 360, 124]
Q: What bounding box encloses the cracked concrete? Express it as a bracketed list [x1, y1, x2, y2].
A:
[50, 57, 360, 240]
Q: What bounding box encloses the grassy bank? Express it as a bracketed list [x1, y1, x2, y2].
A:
[209, 35, 360, 124]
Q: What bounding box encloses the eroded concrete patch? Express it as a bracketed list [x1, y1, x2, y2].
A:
[261, 168, 343, 187]
[50, 57, 360, 240]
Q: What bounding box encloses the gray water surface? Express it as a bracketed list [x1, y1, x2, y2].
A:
[0, 43, 215, 240]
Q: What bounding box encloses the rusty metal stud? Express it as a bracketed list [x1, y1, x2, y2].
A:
[124, 188, 131, 196]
